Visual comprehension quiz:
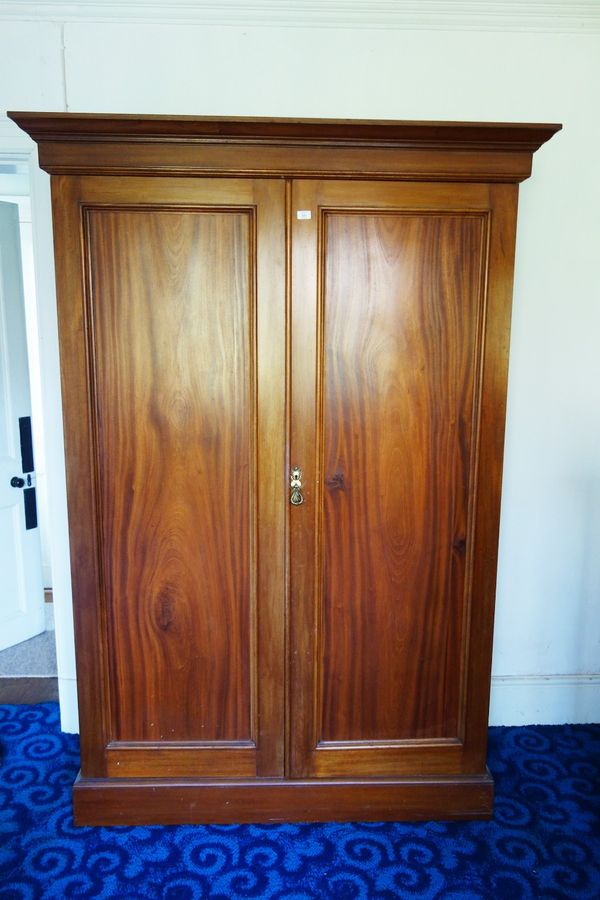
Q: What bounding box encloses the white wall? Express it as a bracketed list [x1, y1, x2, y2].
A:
[1, 2, 599, 729]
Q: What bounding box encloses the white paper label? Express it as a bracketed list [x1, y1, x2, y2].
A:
[296, 210, 312, 220]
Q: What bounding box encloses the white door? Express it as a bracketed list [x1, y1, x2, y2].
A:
[0, 201, 44, 650]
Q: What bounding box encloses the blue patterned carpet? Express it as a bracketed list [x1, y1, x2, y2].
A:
[0, 704, 599, 899]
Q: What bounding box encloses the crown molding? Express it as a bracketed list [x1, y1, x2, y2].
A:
[8, 112, 561, 183]
[0, 0, 599, 33]
[7, 111, 562, 152]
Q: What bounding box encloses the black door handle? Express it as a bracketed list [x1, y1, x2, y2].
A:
[10, 476, 25, 488]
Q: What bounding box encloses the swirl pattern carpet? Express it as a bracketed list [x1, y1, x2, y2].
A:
[0, 703, 598, 898]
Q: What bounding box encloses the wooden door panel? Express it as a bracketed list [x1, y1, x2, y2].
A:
[61, 177, 286, 777]
[89, 207, 254, 744]
[289, 181, 514, 778]
[320, 211, 484, 743]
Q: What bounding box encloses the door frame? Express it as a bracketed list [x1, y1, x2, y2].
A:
[0, 119, 77, 731]
[0, 198, 45, 649]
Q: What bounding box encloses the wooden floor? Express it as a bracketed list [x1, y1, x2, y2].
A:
[0, 677, 59, 704]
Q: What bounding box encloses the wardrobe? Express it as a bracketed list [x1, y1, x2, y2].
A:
[10, 113, 560, 825]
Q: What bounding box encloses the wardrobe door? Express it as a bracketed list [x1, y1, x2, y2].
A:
[289, 180, 517, 778]
[53, 177, 286, 779]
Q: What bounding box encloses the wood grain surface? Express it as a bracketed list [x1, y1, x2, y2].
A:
[88, 206, 255, 743]
[14, 109, 551, 822]
[51, 176, 287, 780]
[7, 112, 561, 148]
[9, 111, 560, 184]
[73, 770, 494, 826]
[289, 181, 495, 778]
[320, 211, 485, 743]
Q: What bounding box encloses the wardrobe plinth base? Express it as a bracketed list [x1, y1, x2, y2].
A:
[73, 770, 494, 825]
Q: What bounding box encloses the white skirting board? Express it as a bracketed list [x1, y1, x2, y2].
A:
[58, 677, 79, 734]
[489, 674, 600, 726]
[57, 674, 600, 734]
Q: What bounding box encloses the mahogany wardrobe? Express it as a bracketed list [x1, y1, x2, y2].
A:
[11, 113, 560, 825]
